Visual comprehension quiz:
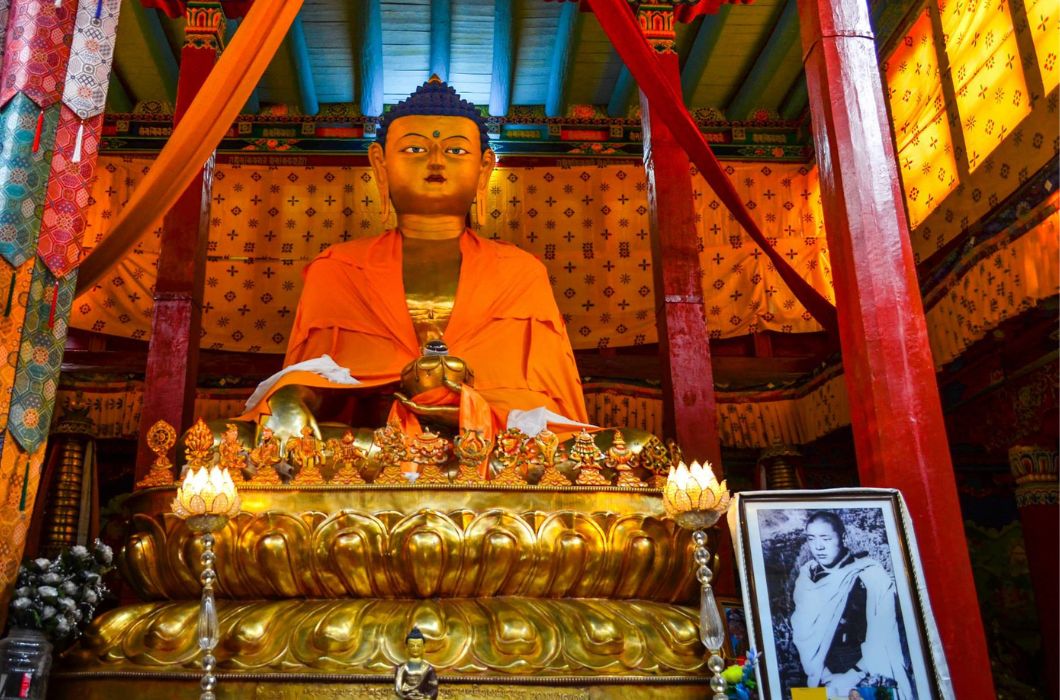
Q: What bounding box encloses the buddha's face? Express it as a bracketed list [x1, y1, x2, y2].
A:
[369, 115, 495, 218]
[406, 637, 424, 659]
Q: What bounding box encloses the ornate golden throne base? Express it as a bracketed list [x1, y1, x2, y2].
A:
[55, 486, 714, 698]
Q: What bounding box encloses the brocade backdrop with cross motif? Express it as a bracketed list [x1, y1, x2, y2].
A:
[72, 158, 833, 353]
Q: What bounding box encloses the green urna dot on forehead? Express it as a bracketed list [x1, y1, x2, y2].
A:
[433, 130, 441, 138]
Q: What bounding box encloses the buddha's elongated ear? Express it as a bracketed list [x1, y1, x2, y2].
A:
[368, 142, 391, 221]
[476, 148, 497, 226]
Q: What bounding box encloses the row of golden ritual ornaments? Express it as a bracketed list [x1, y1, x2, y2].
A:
[138, 418, 673, 489]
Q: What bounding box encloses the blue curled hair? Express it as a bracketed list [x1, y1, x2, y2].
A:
[406, 627, 425, 642]
[376, 75, 490, 153]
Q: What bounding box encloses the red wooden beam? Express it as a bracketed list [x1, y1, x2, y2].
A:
[133, 4, 226, 479]
[796, 0, 994, 696]
[640, 49, 722, 469]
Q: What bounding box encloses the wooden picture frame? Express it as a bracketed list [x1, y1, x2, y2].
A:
[728, 488, 954, 700]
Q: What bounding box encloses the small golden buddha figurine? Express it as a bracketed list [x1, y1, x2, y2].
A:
[408, 429, 452, 484]
[218, 423, 249, 478]
[373, 422, 410, 485]
[570, 429, 608, 485]
[608, 431, 649, 488]
[247, 426, 284, 484]
[288, 425, 326, 484]
[453, 429, 490, 484]
[326, 430, 366, 484]
[394, 627, 437, 699]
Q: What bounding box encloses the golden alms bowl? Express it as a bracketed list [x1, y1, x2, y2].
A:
[399, 353, 475, 397]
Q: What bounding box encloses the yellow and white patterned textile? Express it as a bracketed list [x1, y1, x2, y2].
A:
[73, 159, 833, 352]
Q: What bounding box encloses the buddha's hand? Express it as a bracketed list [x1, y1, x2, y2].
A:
[392, 392, 460, 426]
[399, 355, 474, 397]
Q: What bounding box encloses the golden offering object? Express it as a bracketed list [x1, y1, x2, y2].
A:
[409, 429, 452, 466]
[535, 429, 560, 467]
[407, 429, 452, 484]
[326, 432, 367, 485]
[608, 431, 650, 489]
[662, 460, 731, 530]
[183, 417, 216, 472]
[416, 463, 451, 485]
[638, 435, 674, 477]
[453, 429, 490, 484]
[491, 463, 525, 484]
[375, 464, 413, 485]
[538, 463, 572, 486]
[170, 466, 241, 533]
[136, 420, 177, 489]
[453, 465, 483, 484]
[570, 430, 607, 485]
[493, 428, 526, 469]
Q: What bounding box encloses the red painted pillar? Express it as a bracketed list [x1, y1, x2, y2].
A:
[796, 0, 995, 696]
[636, 6, 721, 470]
[134, 2, 226, 479]
[1009, 446, 1059, 700]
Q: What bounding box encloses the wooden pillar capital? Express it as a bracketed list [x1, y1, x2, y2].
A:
[635, 4, 677, 54]
[183, 1, 227, 53]
[1008, 444, 1060, 506]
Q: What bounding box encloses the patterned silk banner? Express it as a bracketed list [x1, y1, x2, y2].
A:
[36, 107, 102, 276]
[0, 95, 58, 267]
[0, 0, 75, 109]
[0, 259, 35, 430]
[61, 0, 120, 120]
[0, 1, 10, 65]
[8, 260, 74, 452]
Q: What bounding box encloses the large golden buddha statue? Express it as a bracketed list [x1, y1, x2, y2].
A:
[61, 80, 708, 699]
[237, 77, 589, 449]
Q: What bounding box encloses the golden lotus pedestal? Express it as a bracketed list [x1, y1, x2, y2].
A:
[55, 485, 713, 698]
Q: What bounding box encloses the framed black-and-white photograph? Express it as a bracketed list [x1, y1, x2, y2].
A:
[728, 489, 954, 700]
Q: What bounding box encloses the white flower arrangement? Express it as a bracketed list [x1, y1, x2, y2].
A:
[7, 540, 114, 645]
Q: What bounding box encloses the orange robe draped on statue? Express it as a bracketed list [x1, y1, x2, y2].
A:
[242, 230, 589, 429]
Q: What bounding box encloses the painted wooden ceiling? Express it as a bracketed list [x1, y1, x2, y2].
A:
[108, 0, 914, 123]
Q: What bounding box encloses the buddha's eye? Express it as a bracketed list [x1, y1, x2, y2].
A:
[400, 145, 427, 154]
[446, 147, 470, 155]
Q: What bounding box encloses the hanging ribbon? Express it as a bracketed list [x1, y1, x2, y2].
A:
[588, 0, 838, 332]
[94, 0, 102, 20]
[3, 274, 14, 316]
[72, 121, 84, 163]
[31, 109, 44, 152]
[47, 282, 59, 328]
